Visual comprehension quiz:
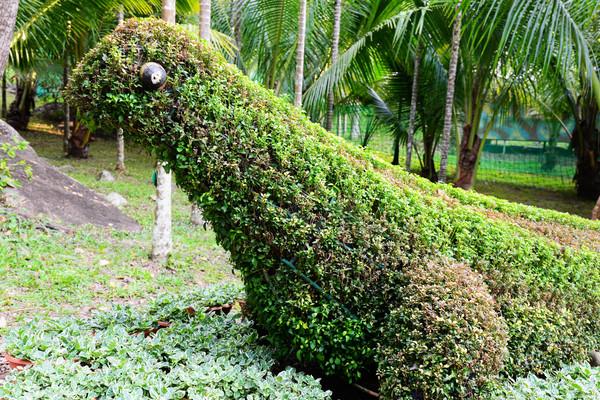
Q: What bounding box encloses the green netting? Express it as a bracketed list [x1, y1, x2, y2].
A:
[334, 116, 577, 189]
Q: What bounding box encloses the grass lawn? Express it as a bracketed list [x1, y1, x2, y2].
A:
[0, 124, 234, 329]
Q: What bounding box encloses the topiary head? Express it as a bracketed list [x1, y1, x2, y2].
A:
[65, 18, 224, 151]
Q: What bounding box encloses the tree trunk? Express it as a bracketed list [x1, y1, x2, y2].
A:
[115, 7, 125, 171]
[421, 126, 438, 181]
[162, 0, 176, 24]
[199, 0, 211, 41]
[2, 72, 6, 118]
[193, 0, 212, 227]
[190, 204, 204, 226]
[231, 0, 243, 56]
[0, 0, 19, 77]
[63, 55, 71, 154]
[454, 124, 482, 190]
[406, 45, 421, 172]
[67, 118, 91, 158]
[7, 75, 35, 130]
[115, 127, 125, 171]
[351, 113, 360, 141]
[152, 163, 172, 263]
[152, 0, 176, 263]
[438, 8, 462, 183]
[572, 113, 600, 200]
[392, 134, 400, 166]
[117, 5, 124, 25]
[325, 0, 342, 131]
[294, 0, 307, 108]
[593, 196, 600, 220]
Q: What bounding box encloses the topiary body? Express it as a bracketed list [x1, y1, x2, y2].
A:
[66, 19, 600, 394]
[378, 261, 508, 399]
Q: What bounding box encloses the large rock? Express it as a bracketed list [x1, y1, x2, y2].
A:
[105, 192, 127, 208]
[0, 119, 140, 231]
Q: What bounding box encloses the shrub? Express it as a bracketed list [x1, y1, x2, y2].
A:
[66, 18, 600, 390]
[0, 284, 331, 399]
[378, 261, 508, 399]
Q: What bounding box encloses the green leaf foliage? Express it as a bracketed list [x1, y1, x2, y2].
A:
[377, 260, 508, 399]
[66, 18, 600, 396]
[0, 284, 331, 399]
[491, 363, 600, 400]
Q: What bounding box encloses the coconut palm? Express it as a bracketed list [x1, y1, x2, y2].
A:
[325, 0, 342, 130]
[450, 0, 600, 189]
[437, 4, 460, 183]
[294, 0, 307, 107]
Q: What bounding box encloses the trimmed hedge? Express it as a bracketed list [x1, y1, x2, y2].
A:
[377, 261, 508, 399]
[67, 18, 600, 394]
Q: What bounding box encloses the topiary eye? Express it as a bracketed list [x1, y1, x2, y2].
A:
[140, 62, 167, 90]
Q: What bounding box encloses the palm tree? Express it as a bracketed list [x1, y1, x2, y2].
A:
[325, 0, 341, 131]
[405, 42, 420, 171]
[305, 0, 449, 177]
[294, 0, 307, 107]
[152, 0, 176, 263]
[437, 4, 460, 184]
[115, 6, 125, 171]
[450, 0, 600, 190]
[190, 0, 212, 226]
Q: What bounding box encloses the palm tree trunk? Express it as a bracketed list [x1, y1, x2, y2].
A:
[115, 6, 125, 171]
[351, 113, 360, 141]
[231, 0, 242, 48]
[152, 162, 172, 263]
[191, 0, 211, 225]
[63, 53, 71, 154]
[325, 0, 342, 131]
[2, 72, 7, 118]
[117, 5, 124, 25]
[199, 0, 211, 41]
[572, 105, 600, 200]
[115, 128, 125, 171]
[294, 0, 307, 108]
[406, 44, 421, 172]
[190, 204, 205, 226]
[152, 0, 176, 263]
[162, 0, 176, 24]
[593, 195, 600, 220]
[392, 133, 400, 165]
[438, 8, 462, 183]
[0, 0, 19, 77]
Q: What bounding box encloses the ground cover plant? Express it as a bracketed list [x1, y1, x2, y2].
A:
[491, 363, 600, 400]
[0, 283, 331, 399]
[65, 19, 600, 399]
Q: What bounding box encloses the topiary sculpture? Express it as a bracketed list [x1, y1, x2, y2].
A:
[66, 19, 600, 398]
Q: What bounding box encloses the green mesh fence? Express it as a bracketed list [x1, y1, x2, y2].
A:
[335, 119, 577, 189]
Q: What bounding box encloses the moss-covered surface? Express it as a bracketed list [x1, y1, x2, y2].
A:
[67, 18, 600, 396]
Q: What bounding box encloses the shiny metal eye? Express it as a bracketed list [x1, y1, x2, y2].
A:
[140, 62, 167, 90]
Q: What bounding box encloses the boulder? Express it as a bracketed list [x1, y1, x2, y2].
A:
[105, 192, 127, 208]
[0, 119, 140, 231]
[97, 170, 115, 182]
